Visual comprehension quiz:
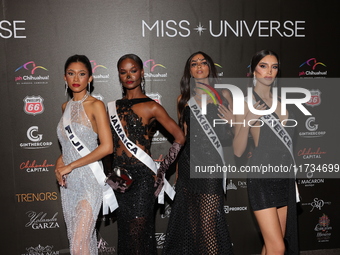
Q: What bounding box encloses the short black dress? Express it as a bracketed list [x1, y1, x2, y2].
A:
[111, 98, 157, 255]
[163, 104, 233, 255]
[247, 95, 298, 254]
[247, 111, 296, 210]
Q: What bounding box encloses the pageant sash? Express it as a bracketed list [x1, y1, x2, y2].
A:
[63, 101, 118, 214]
[188, 97, 227, 193]
[107, 101, 175, 204]
[250, 93, 300, 202]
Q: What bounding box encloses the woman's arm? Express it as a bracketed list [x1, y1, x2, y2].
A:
[55, 155, 65, 185]
[232, 101, 265, 157]
[152, 102, 185, 145]
[218, 89, 234, 125]
[55, 100, 113, 185]
[174, 95, 186, 184]
[232, 109, 251, 157]
[177, 95, 187, 136]
[150, 102, 185, 195]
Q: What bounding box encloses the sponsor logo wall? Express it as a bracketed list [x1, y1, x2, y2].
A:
[15, 61, 49, 85]
[1, 1, 339, 254]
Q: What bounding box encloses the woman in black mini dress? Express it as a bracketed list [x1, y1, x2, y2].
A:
[233, 50, 298, 255]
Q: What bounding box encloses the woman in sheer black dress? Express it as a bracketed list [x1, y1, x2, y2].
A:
[163, 51, 234, 255]
[108, 54, 185, 255]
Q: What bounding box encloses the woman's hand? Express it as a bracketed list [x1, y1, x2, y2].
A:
[55, 164, 73, 187]
[232, 100, 266, 157]
[246, 101, 267, 125]
[217, 104, 234, 123]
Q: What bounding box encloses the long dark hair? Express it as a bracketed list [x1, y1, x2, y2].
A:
[117, 53, 145, 97]
[249, 50, 280, 83]
[248, 50, 280, 91]
[64, 54, 93, 94]
[178, 51, 218, 130]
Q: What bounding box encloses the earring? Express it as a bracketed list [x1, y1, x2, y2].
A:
[192, 87, 196, 96]
[253, 76, 257, 87]
[273, 78, 277, 87]
[65, 81, 68, 96]
[88, 82, 91, 93]
[120, 82, 125, 97]
[141, 77, 145, 94]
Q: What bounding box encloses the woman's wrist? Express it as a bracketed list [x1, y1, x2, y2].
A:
[68, 163, 75, 171]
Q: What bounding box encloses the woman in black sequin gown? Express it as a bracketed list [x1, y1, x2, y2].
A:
[109, 54, 185, 255]
[163, 52, 234, 255]
[233, 50, 298, 254]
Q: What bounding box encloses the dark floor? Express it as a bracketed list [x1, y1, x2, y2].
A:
[252, 249, 340, 255]
[60, 248, 340, 255]
[300, 249, 340, 255]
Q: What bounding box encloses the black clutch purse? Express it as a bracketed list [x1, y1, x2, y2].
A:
[105, 166, 134, 192]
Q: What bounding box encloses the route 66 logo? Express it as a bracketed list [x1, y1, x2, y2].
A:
[306, 89, 321, 107]
[23, 95, 44, 115]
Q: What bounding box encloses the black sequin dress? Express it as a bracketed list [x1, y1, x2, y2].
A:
[111, 98, 157, 255]
[163, 104, 233, 255]
[247, 94, 298, 254]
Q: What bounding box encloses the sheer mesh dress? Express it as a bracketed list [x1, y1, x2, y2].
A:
[163, 104, 233, 255]
[57, 96, 102, 255]
[110, 98, 157, 255]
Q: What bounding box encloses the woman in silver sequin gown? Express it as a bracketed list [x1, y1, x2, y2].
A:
[55, 55, 113, 255]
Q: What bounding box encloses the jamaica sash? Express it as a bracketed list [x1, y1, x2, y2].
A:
[107, 101, 175, 204]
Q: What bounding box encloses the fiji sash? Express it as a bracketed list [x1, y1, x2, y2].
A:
[188, 97, 227, 193]
[107, 101, 175, 204]
[63, 101, 118, 215]
[251, 92, 300, 202]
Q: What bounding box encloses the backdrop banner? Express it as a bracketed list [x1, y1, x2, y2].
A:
[1, 1, 339, 254]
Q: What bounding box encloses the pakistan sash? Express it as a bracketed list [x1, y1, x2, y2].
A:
[188, 97, 227, 193]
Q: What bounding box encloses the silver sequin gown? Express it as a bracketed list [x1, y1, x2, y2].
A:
[57, 97, 103, 255]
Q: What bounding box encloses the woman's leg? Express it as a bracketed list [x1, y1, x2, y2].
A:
[277, 206, 287, 236]
[254, 206, 287, 255]
[71, 200, 96, 255]
[199, 193, 220, 254]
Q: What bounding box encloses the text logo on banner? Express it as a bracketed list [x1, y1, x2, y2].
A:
[15, 61, 49, 85]
[20, 159, 54, 173]
[144, 59, 167, 81]
[16, 192, 58, 202]
[306, 89, 322, 107]
[142, 20, 306, 38]
[22, 244, 59, 255]
[23, 95, 44, 115]
[299, 117, 326, 138]
[314, 214, 332, 242]
[20, 126, 53, 149]
[155, 233, 166, 249]
[299, 58, 327, 77]
[301, 197, 331, 212]
[25, 211, 60, 230]
[0, 20, 26, 38]
[97, 233, 116, 254]
[91, 60, 110, 82]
